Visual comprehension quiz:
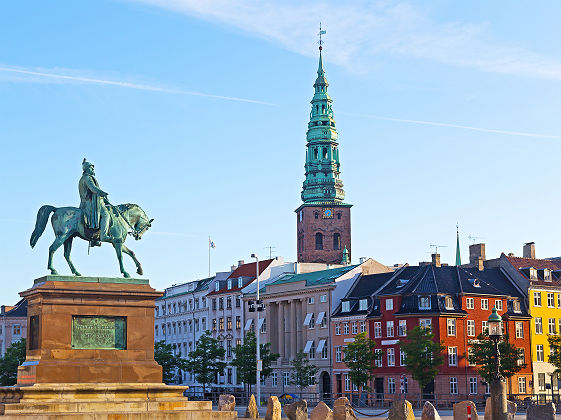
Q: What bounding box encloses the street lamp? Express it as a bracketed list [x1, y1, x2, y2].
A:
[488, 307, 508, 420]
[251, 254, 262, 412]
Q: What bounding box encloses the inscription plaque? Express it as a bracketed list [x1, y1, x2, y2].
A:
[71, 316, 126, 350]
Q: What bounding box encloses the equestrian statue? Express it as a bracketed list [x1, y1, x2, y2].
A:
[30, 159, 153, 278]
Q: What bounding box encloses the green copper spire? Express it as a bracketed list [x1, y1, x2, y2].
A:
[341, 246, 350, 265]
[455, 224, 461, 266]
[301, 48, 346, 204]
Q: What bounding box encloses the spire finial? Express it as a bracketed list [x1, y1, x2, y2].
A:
[455, 223, 462, 266]
[318, 22, 326, 51]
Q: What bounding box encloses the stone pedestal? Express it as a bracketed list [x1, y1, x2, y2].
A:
[0, 276, 237, 420]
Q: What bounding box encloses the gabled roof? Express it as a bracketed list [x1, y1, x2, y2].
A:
[207, 259, 275, 296]
[3, 299, 27, 317]
[504, 254, 561, 285]
[268, 265, 358, 288]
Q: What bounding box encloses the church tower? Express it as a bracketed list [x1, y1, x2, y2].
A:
[295, 39, 352, 264]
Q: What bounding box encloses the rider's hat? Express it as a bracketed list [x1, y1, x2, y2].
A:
[82, 158, 94, 172]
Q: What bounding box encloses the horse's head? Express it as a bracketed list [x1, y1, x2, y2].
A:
[118, 204, 153, 240]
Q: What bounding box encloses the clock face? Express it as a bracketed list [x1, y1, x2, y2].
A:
[322, 208, 333, 218]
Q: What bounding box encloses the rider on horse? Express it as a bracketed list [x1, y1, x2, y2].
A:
[79, 159, 114, 246]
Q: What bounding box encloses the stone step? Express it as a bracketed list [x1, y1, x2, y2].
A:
[0, 409, 238, 419]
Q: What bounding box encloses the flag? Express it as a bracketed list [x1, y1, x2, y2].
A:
[209, 238, 216, 249]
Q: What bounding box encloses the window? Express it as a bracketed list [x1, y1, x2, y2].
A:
[419, 296, 431, 309]
[469, 377, 477, 395]
[341, 301, 350, 312]
[309, 341, 315, 359]
[236, 338, 241, 347]
[545, 269, 552, 281]
[387, 348, 395, 366]
[308, 297, 315, 304]
[548, 293, 555, 308]
[202, 318, 206, 331]
[236, 316, 241, 329]
[322, 344, 328, 360]
[447, 318, 456, 336]
[360, 321, 366, 333]
[537, 344, 544, 362]
[271, 372, 278, 387]
[335, 324, 341, 335]
[467, 320, 475, 337]
[481, 299, 489, 310]
[534, 292, 542, 307]
[420, 319, 432, 330]
[375, 349, 382, 367]
[215, 282, 220, 292]
[219, 298, 224, 310]
[448, 347, 458, 366]
[337, 212, 342, 220]
[482, 321, 489, 334]
[309, 313, 315, 329]
[515, 321, 523, 338]
[513, 300, 521, 312]
[155, 325, 158, 336]
[450, 377, 458, 394]
[227, 340, 232, 357]
[261, 318, 267, 333]
[518, 377, 526, 393]
[538, 373, 546, 391]
[386, 299, 394, 311]
[333, 233, 341, 250]
[399, 320, 407, 336]
[468, 347, 475, 366]
[530, 268, 538, 280]
[283, 372, 290, 387]
[335, 346, 342, 362]
[549, 318, 556, 334]
[495, 300, 503, 311]
[388, 378, 396, 394]
[374, 322, 382, 338]
[227, 279, 232, 290]
[400, 349, 406, 366]
[351, 322, 358, 334]
[219, 317, 224, 331]
[344, 375, 351, 391]
[315, 233, 323, 250]
[195, 319, 199, 332]
[535, 318, 543, 334]
[343, 322, 349, 335]
[227, 317, 232, 330]
[212, 299, 217, 310]
[212, 319, 217, 331]
[320, 294, 327, 303]
[518, 348, 525, 366]
[401, 377, 408, 394]
[386, 321, 394, 337]
[359, 299, 368, 311]
[227, 297, 232, 309]
[466, 298, 474, 309]
[445, 296, 454, 309]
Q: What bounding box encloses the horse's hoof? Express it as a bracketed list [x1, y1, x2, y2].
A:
[123, 272, 131, 278]
[137, 267, 143, 276]
[74, 272, 82, 277]
[50, 269, 58, 275]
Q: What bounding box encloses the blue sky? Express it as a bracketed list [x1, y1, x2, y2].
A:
[1, 1, 561, 303]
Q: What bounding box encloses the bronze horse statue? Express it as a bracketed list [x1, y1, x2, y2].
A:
[30, 203, 153, 278]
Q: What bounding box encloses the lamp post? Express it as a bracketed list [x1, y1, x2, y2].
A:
[251, 254, 262, 412]
[488, 307, 508, 420]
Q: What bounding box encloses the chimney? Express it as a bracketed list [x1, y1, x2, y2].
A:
[469, 243, 486, 266]
[523, 242, 535, 259]
[478, 257, 484, 271]
[359, 257, 366, 264]
[231, 265, 236, 271]
[431, 253, 441, 267]
[238, 260, 245, 267]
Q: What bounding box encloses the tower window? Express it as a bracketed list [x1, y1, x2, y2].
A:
[333, 233, 341, 250]
[316, 105, 319, 113]
[323, 148, 328, 159]
[314, 148, 318, 160]
[314, 212, 319, 220]
[322, 104, 325, 113]
[315, 233, 323, 250]
[337, 213, 342, 220]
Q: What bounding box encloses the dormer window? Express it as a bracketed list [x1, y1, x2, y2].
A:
[397, 279, 409, 288]
[238, 278, 243, 288]
[419, 296, 431, 310]
[513, 300, 521, 312]
[215, 282, 220, 292]
[445, 296, 454, 310]
[227, 279, 232, 290]
[544, 269, 552, 282]
[468, 278, 481, 288]
[529, 268, 538, 280]
[359, 299, 368, 311]
[341, 301, 350, 312]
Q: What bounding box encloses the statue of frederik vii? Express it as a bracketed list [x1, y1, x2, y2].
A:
[29, 159, 153, 278]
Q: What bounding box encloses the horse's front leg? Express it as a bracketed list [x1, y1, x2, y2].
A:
[121, 244, 143, 276]
[112, 241, 130, 278]
[47, 235, 67, 275]
[63, 237, 81, 276]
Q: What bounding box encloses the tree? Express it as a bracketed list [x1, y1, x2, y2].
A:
[399, 326, 444, 395]
[154, 341, 186, 384]
[0, 338, 26, 386]
[548, 335, 561, 373]
[468, 333, 524, 382]
[185, 331, 226, 393]
[231, 331, 279, 395]
[344, 332, 379, 401]
[289, 351, 320, 398]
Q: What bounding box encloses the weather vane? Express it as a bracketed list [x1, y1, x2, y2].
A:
[318, 22, 326, 51]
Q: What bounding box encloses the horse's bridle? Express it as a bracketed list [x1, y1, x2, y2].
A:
[109, 203, 151, 240]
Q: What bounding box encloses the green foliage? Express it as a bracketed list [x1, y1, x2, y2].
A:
[185, 331, 226, 392]
[468, 333, 524, 382]
[289, 351, 320, 396]
[548, 335, 561, 373]
[0, 338, 26, 386]
[154, 341, 186, 384]
[231, 331, 279, 387]
[344, 332, 378, 392]
[399, 326, 444, 392]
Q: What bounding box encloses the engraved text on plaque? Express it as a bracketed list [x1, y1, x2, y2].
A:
[71, 316, 127, 349]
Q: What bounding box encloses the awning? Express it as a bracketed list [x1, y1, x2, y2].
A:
[258, 318, 265, 330]
[303, 313, 313, 326]
[244, 319, 253, 331]
[303, 340, 313, 353]
[316, 312, 326, 325]
[316, 339, 326, 353]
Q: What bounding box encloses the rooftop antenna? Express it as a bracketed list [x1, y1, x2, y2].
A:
[468, 235, 485, 244]
[264, 246, 276, 259]
[318, 22, 326, 51]
[430, 244, 448, 254]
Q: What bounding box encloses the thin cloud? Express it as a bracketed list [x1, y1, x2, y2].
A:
[151, 231, 197, 238]
[0, 65, 277, 106]
[131, 0, 561, 80]
[340, 111, 561, 139]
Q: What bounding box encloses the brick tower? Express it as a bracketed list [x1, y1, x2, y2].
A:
[295, 42, 352, 264]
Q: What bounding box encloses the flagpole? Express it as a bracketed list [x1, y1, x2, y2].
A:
[208, 236, 211, 278]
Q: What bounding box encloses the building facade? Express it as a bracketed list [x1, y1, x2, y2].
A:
[0, 300, 27, 357]
[296, 48, 352, 265]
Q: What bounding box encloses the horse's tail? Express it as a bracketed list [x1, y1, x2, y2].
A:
[30, 205, 56, 248]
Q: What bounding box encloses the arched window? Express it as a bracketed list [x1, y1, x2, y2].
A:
[314, 148, 319, 159]
[333, 233, 341, 250]
[315, 233, 323, 250]
[337, 213, 342, 220]
[314, 212, 319, 220]
[323, 148, 328, 159]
